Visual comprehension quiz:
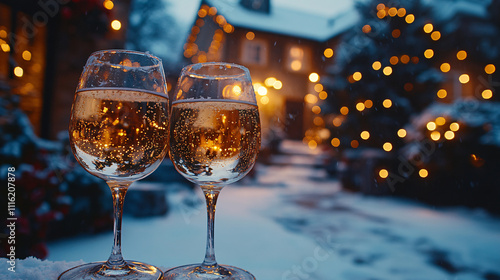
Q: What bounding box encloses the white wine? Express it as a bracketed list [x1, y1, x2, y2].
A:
[169, 100, 261, 185]
[69, 88, 169, 181]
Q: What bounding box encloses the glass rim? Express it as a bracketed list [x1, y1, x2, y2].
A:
[182, 62, 250, 79]
[88, 49, 163, 69]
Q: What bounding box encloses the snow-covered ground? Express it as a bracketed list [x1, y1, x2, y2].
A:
[4, 140, 500, 280]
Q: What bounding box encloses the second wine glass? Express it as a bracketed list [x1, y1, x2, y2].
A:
[164, 62, 261, 280]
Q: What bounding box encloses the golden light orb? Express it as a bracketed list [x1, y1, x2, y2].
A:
[419, 169, 429, 178]
[383, 66, 393, 76]
[304, 94, 318, 104]
[456, 50, 467, 60]
[440, 63, 451, 73]
[360, 131, 370, 140]
[450, 122, 460, 131]
[390, 56, 399, 65]
[264, 77, 276, 87]
[340, 106, 349, 115]
[485, 64, 496, 74]
[444, 131, 455, 140]
[482, 89, 493, 99]
[260, 96, 269, 104]
[379, 169, 389, 179]
[312, 105, 321, 114]
[382, 99, 392, 108]
[103, 0, 114, 10]
[424, 49, 434, 59]
[430, 131, 441, 141]
[356, 102, 366, 111]
[351, 140, 359, 148]
[397, 128, 407, 138]
[437, 89, 447, 99]
[353, 72, 362, 81]
[364, 99, 373, 108]
[427, 121, 437, 131]
[324, 48, 334, 58]
[372, 61, 382, 70]
[431, 31, 441, 41]
[459, 74, 470, 84]
[388, 7, 398, 17]
[314, 83, 324, 92]
[273, 80, 283, 90]
[309, 72, 320, 83]
[383, 142, 393, 152]
[436, 117, 446, 126]
[22, 50, 31, 61]
[319, 91, 328, 100]
[423, 23, 433, 33]
[14, 66, 23, 77]
[111, 20, 121, 31]
[405, 14, 415, 24]
[362, 25, 372, 33]
[246, 32, 255, 40]
[331, 138, 340, 147]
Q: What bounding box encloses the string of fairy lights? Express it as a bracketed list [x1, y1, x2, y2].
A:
[302, 3, 497, 180]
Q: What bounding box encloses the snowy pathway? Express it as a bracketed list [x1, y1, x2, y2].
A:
[46, 141, 500, 280]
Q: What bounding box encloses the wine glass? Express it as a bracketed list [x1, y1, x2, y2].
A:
[59, 50, 169, 280]
[164, 62, 261, 280]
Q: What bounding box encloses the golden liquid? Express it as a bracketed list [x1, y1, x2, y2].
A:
[69, 88, 169, 181]
[169, 100, 261, 185]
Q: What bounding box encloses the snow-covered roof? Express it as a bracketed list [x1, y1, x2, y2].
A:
[206, 0, 360, 42]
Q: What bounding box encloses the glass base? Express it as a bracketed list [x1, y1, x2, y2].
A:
[58, 260, 163, 280]
[163, 264, 255, 280]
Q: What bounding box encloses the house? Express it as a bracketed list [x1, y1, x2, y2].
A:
[182, 0, 359, 140]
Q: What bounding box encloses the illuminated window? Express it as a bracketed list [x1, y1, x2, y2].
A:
[241, 39, 268, 66]
[286, 44, 311, 72]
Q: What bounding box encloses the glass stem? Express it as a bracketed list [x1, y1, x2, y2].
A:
[105, 181, 131, 269]
[201, 185, 222, 271]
